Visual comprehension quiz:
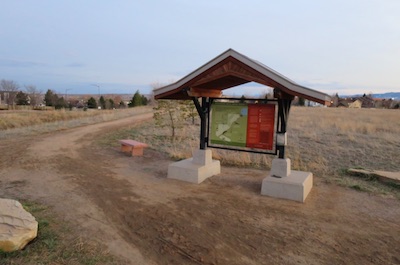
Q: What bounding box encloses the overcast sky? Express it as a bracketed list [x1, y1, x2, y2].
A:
[1, 1, 399, 96]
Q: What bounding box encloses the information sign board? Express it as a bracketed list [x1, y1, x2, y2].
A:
[246, 104, 276, 151]
[208, 101, 277, 154]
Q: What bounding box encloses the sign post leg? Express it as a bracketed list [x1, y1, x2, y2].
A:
[193, 97, 209, 150]
[167, 97, 220, 184]
[262, 90, 312, 202]
[277, 98, 292, 158]
[200, 97, 208, 150]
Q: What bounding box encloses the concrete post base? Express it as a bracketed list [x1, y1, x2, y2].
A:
[261, 158, 313, 202]
[167, 149, 221, 184]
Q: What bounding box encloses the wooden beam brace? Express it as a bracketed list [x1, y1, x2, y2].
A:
[187, 87, 222, 98]
[192, 97, 203, 118]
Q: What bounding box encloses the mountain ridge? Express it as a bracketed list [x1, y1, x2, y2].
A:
[372, 92, 400, 100]
[343, 92, 400, 100]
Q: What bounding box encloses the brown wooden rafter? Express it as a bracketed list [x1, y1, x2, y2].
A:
[154, 49, 331, 105]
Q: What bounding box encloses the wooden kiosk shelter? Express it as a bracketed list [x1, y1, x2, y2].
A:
[154, 49, 330, 202]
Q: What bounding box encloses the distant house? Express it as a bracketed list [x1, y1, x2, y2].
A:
[335, 97, 364, 108]
[348, 99, 362, 108]
[0, 91, 8, 105]
[373, 98, 394, 109]
[304, 99, 323, 107]
[333, 93, 399, 109]
[337, 98, 353, 108]
[357, 95, 375, 108]
[0, 91, 18, 106]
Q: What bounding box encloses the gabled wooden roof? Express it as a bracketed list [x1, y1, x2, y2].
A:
[154, 49, 331, 105]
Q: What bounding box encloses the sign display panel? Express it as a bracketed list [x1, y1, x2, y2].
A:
[209, 103, 248, 148]
[209, 101, 277, 154]
[246, 104, 276, 151]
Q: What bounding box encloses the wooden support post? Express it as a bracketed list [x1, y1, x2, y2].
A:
[193, 97, 209, 150]
[200, 97, 208, 150]
[274, 88, 293, 159]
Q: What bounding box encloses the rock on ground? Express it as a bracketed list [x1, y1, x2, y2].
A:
[0, 198, 38, 252]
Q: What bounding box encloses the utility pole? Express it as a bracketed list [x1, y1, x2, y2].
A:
[91, 84, 100, 99]
[65, 88, 71, 100]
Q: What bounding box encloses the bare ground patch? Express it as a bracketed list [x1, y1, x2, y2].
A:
[1, 108, 400, 264]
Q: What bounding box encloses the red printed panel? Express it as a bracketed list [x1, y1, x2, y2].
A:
[246, 104, 275, 150]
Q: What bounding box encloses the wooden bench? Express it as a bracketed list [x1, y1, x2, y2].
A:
[119, 139, 148, 156]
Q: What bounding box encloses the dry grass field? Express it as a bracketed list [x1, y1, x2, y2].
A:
[0, 109, 103, 130]
[107, 106, 400, 198]
[0, 107, 150, 139]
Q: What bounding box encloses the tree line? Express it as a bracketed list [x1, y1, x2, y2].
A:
[0, 79, 42, 109]
[0, 79, 148, 110]
[85, 90, 148, 109]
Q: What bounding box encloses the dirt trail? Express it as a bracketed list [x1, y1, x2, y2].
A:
[1, 112, 400, 265]
[0, 112, 154, 264]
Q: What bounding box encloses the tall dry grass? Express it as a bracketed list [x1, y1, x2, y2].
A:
[0, 107, 152, 139]
[113, 107, 400, 170]
[105, 106, 399, 196]
[287, 107, 400, 174]
[0, 109, 123, 130]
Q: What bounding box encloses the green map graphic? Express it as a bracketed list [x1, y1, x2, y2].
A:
[210, 103, 248, 147]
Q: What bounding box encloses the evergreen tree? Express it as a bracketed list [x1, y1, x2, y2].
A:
[87, 97, 97, 108]
[99, 96, 106, 109]
[129, 90, 143, 107]
[107, 98, 115, 109]
[55, 97, 67, 109]
[141, 95, 148, 105]
[44, 89, 58, 106]
[15, 91, 30, 105]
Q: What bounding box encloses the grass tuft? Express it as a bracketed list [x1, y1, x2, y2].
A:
[350, 185, 365, 191]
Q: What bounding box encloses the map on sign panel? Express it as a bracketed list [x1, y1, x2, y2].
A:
[209, 101, 277, 153]
[210, 103, 248, 147]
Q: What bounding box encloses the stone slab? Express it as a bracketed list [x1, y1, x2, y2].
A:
[348, 168, 400, 182]
[168, 158, 221, 184]
[0, 198, 38, 252]
[261, 170, 313, 202]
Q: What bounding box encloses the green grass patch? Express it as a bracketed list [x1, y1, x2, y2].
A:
[350, 185, 365, 192]
[336, 173, 400, 199]
[346, 168, 400, 191]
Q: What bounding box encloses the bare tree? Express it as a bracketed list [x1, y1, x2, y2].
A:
[25, 85, 42, 107]
[0, 79, 19, 109]
[151, 82, 187, 139]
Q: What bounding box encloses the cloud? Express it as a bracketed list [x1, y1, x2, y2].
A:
[0, 59, 46, 68]
[65, 62, 85, 67]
